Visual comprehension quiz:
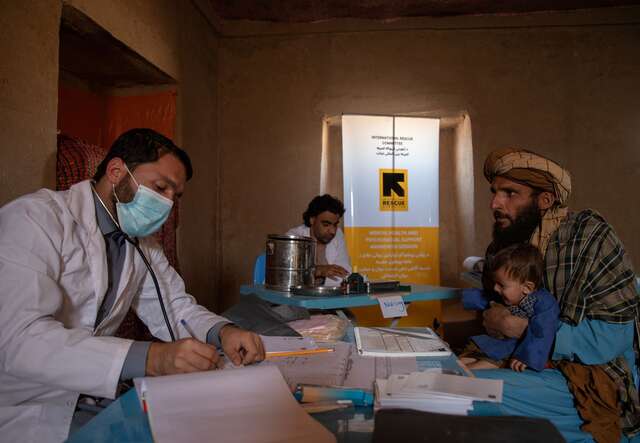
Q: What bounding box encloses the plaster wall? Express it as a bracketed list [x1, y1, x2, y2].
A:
[0, 0, 61, 201]
[64, 0, 180, 80]
[174, 7, 221, 312]
[0, 0, 221, 310]
[218, 12, 640, 307]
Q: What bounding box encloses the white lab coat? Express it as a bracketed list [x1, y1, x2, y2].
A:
[285, 224, 352, 286]
[0, 180, 228, 443]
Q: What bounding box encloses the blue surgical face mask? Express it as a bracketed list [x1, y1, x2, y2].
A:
[114, 166, 174, 238]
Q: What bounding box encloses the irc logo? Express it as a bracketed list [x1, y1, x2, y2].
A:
[379, 169, 408, 211]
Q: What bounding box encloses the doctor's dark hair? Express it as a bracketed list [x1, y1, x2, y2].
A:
[488, 243, 543, 289]
[303, 194, 345, 227]
[93, 128, 193, 181]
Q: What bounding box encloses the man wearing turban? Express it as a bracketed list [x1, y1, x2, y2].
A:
[474, 148, 639, 443]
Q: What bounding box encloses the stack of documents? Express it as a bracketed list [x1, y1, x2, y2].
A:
[375, 372, 503, 416]
[260, 335, 319, 353]
[354, 327, 451, 357]
[223, 335, 413, 392]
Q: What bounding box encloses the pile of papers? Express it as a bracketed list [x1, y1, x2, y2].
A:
[375, 372, 503, 416]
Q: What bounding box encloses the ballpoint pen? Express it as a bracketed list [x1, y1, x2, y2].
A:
[180, 319, 231, 368]
[370, 327, 440, 340]
[180, 319, 198, 338]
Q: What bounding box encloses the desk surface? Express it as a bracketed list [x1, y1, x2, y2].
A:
[240, 284, 459, 309]
[66, 388, 381, 443]
[67, 391, 501, 443]
[67, 353, 502, 443]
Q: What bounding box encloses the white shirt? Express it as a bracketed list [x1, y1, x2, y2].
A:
[0, 180, 228, 443]
[286, 224, 352, 286]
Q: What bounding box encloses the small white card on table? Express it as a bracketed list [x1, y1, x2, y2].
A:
[377, 295, 408, 318]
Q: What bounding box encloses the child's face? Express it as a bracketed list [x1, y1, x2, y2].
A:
[493, 267, 531, 306]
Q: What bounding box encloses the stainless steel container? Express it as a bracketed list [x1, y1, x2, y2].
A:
[265, 234, 315, 291]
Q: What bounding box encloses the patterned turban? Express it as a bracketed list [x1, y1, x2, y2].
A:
[484, 148, 572, 207]
[484, 148, 573, 256]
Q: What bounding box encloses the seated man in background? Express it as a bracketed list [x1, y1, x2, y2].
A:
[0, 128, 264, 443]
[287, 194, 352, 286]
[473, 148, 638, 443]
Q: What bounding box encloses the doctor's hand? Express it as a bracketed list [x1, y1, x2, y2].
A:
[146, 339, 222, 376]
[315, 264, 349, 280]
[219, 325, 265, 366]
[483, 301, 528, 339]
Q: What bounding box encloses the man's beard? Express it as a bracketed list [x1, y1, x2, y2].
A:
[492, 200, 542, 250]
[112, 177, 136, 205]
[315, 234, 333, 245]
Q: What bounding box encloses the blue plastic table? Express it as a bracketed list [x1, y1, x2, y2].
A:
[67, 369, 501, 443]
[239, 284, 459, 310]
[67, 340, 501, 443]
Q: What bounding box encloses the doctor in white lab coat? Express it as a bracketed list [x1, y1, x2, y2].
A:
[0, 129, 264, 442]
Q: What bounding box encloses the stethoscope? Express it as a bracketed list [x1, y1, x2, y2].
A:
[92, 183, 176, 341]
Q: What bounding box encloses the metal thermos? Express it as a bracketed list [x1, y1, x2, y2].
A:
[265, 234, 316, 291]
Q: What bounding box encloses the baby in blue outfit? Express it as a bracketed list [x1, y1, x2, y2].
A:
[460, 243, 559, 372]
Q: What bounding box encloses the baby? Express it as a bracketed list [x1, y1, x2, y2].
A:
[460, 243, 559, 372]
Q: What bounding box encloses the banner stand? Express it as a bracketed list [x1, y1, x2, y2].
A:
[342, 114, 441, 327]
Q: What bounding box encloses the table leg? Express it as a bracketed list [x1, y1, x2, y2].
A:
[336, 309, 349, 321]
[389, 302, 410, 327]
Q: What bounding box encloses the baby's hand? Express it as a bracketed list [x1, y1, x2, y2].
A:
[509, 359, 527, 372]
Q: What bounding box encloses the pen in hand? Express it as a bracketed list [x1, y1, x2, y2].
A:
[180, 319, 226, 369]
[180, 319, 198, 338]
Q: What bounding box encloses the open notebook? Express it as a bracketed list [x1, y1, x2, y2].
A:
[134, 365, 335, 443]
[354, 327, 451, 357]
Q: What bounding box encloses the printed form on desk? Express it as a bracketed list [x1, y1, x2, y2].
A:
[354, 327, 452, 357]
[134, 366, 335, 443]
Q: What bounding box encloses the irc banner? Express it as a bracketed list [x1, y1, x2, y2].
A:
[342, 115, 440, 285]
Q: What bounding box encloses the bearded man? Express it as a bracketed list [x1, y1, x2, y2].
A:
[473, 148, 639, 443]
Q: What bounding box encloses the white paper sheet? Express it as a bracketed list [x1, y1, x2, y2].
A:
[138, 365, 335, 443]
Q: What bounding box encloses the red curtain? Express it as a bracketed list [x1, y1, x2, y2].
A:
[57, 87, 106, 146]
[102, 91, 176, 148]
[57, 86, 176, 147]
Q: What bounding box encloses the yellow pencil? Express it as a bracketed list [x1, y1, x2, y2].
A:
[265, 348, 335, 359]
